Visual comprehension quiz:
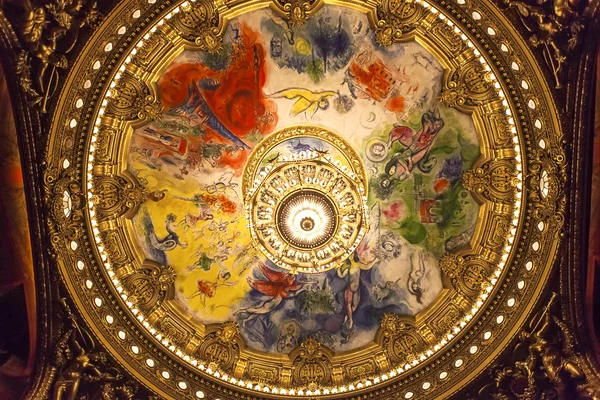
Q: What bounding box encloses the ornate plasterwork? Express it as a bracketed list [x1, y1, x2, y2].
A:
[32, 0, 583, 398]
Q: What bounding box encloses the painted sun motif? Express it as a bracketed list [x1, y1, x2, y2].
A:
[128, 5, 481, 354]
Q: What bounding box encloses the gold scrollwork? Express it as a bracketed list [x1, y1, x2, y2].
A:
[106, 72, 163, 121]
[122, 263, 175, 311]
[527, 148, 566, 227]
[169, 0, 222, 52]
[158, 316, 192, 347]
[378, 314, 425, 366]
[92, 172, 166, 221]
[195, 321, 242, 371]
[271, 0, 323, 26]
[462, 160, 519, 204]
[440, 253, 492, 296]
[45, 166, 86, 249]
[440, 61, 494, 110]
[291, 337, 333, 389]
[374, 0, 425, 46]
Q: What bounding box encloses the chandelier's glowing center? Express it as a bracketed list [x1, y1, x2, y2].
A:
[277, 190, 337, 248]
[243, 126, 369, 273]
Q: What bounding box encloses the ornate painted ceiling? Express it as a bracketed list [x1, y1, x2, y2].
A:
[0, 0, 599, 399]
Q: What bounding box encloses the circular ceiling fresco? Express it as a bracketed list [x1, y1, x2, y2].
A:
[45, 0, 565, 398]
[126, 4, 481, 353]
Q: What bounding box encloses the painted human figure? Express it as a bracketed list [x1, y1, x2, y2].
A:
[383, 110, 445, 185]
[407, 252, 428, 304]
[235, 264, 306, 327]
[338, 250, 379, 344]
[187, 268, 238, 308]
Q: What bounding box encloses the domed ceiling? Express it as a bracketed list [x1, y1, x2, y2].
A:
[40, 0, 571, 397]
[127, 5, 480, 354]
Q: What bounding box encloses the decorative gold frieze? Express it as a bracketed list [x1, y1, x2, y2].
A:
[158, 316, 192, 347]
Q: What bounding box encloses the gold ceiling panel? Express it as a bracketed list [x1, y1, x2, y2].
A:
[7, 0, 593, 398]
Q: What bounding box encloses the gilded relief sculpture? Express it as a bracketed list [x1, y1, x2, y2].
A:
[4, 0, 100, 112]
[480, 293, 600, 400]
[52, 300, 131, 400]
[499, 0, 589, 88]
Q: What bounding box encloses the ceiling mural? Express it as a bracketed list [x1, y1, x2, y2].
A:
[127, 5, 480, 354]
[20, 0, 599, 397]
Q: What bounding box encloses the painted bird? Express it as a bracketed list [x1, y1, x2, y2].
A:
[169, 79, 250, 149]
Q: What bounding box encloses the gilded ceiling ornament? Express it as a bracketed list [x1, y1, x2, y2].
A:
[379, 314, 424, 366]
[462, 160, 519, 204]
[52, 299, 131, 400]
[479, 293, 600, 400]
[291, 337, 333, 389]
[195, 321, 242, 372]
[35, 0, 580, 396]
[375, 0, 425, 46]
[169, 0, 222, 52]
[498, 0, 589, 88]
[45, 165, 85, 248]
[271, 0, 323, 26]
[92, 172, 166, 221]
[439, 62, 494, 110]
[4, 0, 101, 112]
[122, 264, 175, 312]
[106, 72, 163, 121]
[244, 126, 369, 273]
[527, 147, 566, 226]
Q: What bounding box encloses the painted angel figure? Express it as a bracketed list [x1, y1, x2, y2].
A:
[235, 263, 307, 327]
[267, 87, 337, 118]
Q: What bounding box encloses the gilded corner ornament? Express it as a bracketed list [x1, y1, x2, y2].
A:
[52, 299, 135, 400]
[4, 0, 101, 112]
[498, 0, 589, 88]
[479, 293, 600, 400]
